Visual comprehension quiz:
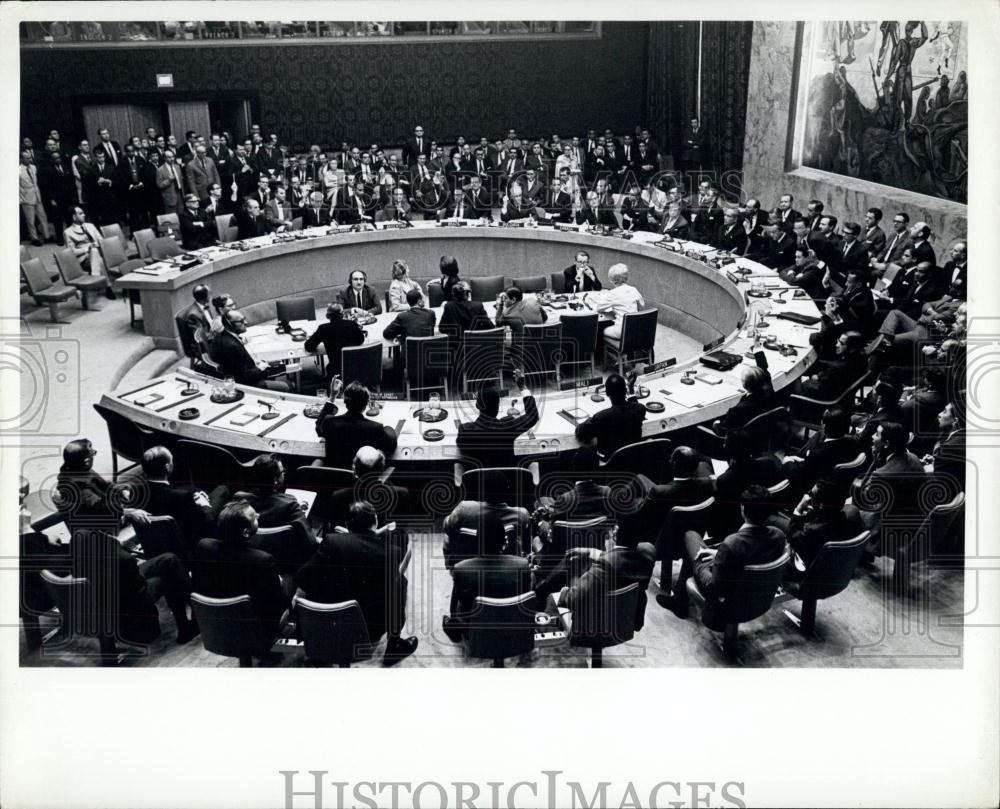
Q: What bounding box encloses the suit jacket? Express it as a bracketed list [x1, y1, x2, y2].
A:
[786, 509, 854, 568]
[714, 223, 749, 254]
[640, 477, 716, 549]
[334, 187, 369, 224]
[779, 262, 826, 301]
[772, 206, 801, 231]
[546, 191, 573, 223]
[93, 140, 123, 166]
[440, 299, 491, 341]
[575, 400, 647, 458]
[327, 481, 411, 528]
[831, 240, 870, 274]
[456, 395, 540, 469]
[442, 501, 532, 568]
[38, 161, 75, 209]
[253, 146, 282, 178]
[232, 155, 258, 199]
[878, 230, 913, 263]
[336, 285, 381, 315]
[696, 524, 786, 604]
[800, 353, 868, 400]
[785, 435, 864, 491]
[495, 299, 547, 336]
[711, 455, 785, 539]
[688, 203, 723, 243]
[234, 210, 273, 240]
[303, 319, 364, 375]
[403, 136, 432, 165]
[563, 545, 656, 632]
[896, 279, 946, 319]
[862, 225, 887, 259]
[179, 208, 216, 250]
[210, 329, 266, 385]
[620, 198, 651, 231]
[185, 156, 221, 199]
[297, 530, 406, 641]
[156, 162, 185, 210]
[316, 409, 398, 468]
[451, 555, 531, 625]
[383, 306, 436, 347]
[562, 264, 603, 293]
[144, 480, 216, 554]
[301, 205, 332, 228]
[660, 214, 690, 240]
[932, 429, 965, 492]
[856, 451, 928, 523]
[193, 538, 287, 635]
[911, 240, 937, 267]
[575, 206, 618, 228]
[181, 300, 216, 348]
[263, 199, 294, 228]
[761, 233, 796, 270]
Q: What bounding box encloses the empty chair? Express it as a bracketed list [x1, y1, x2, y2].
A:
[427, 281, 446, 308]
[118, 259, 148, 327]
[603, 308, 658, 375]
[567, 582, 642, 668]
[175, 311, 202, 366]
[223, 225, 239, 242]
[190, 593, 276, 667]
[275, 296, 316, 325]
[405, 334, 450, 398]
[519, 322, 563, 384]
[342, 342, 383, 391]
[550, 517, 617, 553]
[685, 545, 791, 658]
[559, 312, 599, 378]
[465, 592, 537, 667]
[132, 227, 156, 261]
[100, 223, 139, 258]
[779, 531, 870, 633]
[175, 439, 255, 490]
[290, 217, 304, 232]
[512, 275, 547, 292]
[93, 403, 155, 480]
[549, 272, 567, 293]
[148, 236, 183, 261]
[215, 214, 236, 242]
[133, 515, 186, 559]
[603, 438, 674, 483]
[295, 597, 374, 667]
[462, 326, 506, 391]
[889, 491, 965, 591]
[156, 212, 180, 236]
[41, 570, 119, 665]
[97, 236, 130, 279]
[468, 275, 505, 302]
[53, 248, 108, 310]
[21, 258, 78, 323]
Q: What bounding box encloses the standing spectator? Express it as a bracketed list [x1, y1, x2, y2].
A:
[19, 148, 50, 245]
[156, 149, 185, 217]
[38, 151, 74, 243]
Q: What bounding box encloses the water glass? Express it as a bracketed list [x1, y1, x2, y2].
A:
[224, 376, 236, 396]
[428, 393, 441, 416]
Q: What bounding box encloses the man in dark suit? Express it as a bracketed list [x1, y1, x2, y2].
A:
[402, 124, 431, 166]
[872, 212, 913, 269]
[185, 144, 221, 204]
[796, 330, 867, 400]
[316, 382, 398, 469]
[38, 151, 75, 243]
[575, 373, 646, 458]
[779, 246, 826, 301]
[862, 207, 887, 259]
[303, 302, 365, 378]
[211, 309, 290, 391]
[810, 215, 843, 267]
[771, 193, 801, 232]
[781, 406, 864, 495]
[180, 283, 219, 348]
[456, 372, 539, 470]
[574, 191, 618, 228]
[326, 447, 412, 529]
[336, 271, 381, 316]
[619, 187, 651, 232]
[93, 128, 123, 167]
[208, 134, 233, 205]
[296, 500, 418, 664]
[740, 198, 770, 259]
[193, 501, 288, 639]
[688, 182, 724, 243]
[253, 140, 282, 186]
[334, 174, 371, 225]
[827, 268, 877, 332]
[442, 470, 532, 569]
[383, 288, 436, 369]
[86, 149, 120, 227]
[889, 261, 944, 319]
[658, 485, 786, 624]
[634, 446, 715, 557]
[761, 225, 797, 270]
[563, 250, 603, 293]
[544, 177, 573, 223]
[829, 222, 870, 279]
[301, 190, 332, 228]
[929, 401, 965, 495]
[179, 194, 217, 250]
[231, 144, 258, 203]
[234, 198, 274, 240]
[175, 130, 197, 164]
[416, 171, 450, 220]
[714, 207, 749, 254]
[939, 241, 967, 301]
[909, 222, 937, 266]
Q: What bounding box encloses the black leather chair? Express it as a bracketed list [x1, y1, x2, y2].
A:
[567, 582, 642, 668]
[342, 342, 383, 391]
[294, 596, 374, 667]
[465, 592, 537, 667]
[603, 308, 658, 375]
[275, 296, 316, 325]
[92, 402, 155, 480]
[468, 275, 505, 302]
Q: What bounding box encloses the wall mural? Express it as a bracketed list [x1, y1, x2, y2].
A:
[799, 21, 967, 203]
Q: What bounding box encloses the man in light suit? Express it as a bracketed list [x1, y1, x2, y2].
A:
[19, 149, 50, 245]
[263, 186, 293, 231]
[185, 144, 221, 204]
[156, 149, 186, 216]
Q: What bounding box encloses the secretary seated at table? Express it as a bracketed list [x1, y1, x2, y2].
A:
[336, 270, 382, 316]
[211, 309, 290, 391]
[304, 303, 365, 379]
[386, 259, 424, 311]
[583, 263, 645, 340]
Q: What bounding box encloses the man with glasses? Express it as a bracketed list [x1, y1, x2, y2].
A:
[403, 124, 432, 166]
[211, 309, 290, 391]
[872, 212, 913, 270]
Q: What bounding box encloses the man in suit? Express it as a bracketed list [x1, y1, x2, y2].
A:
[175, 130, 197, 164]
[71, 139, 94, 207]
[193, 501, 288, 640]
[888, 261, 944, 319]
[180, 283, 220, 349]
[658, 485, 786, 624]
[619, 186, 651, 232]
[249, 175, 273, 208]
[714, 207, 749, 254]
[826, 268, 877, 332]
[303, 302, 364, 379]
[442, 470, 532, 569]
[416, 170, 450, 220]
[779, 247, 826, 302]
[439, 279, 491, 358]
[253, 139, 282, 187]
[810, 215, 843, 267]
[86, 149, 120, 227]
[762, 226, 798, 271]
[871, 212, 913, 270]
[383, 288, 436, 367]
[402, 124, 431, 166]
[928, 401, 965, 495]
[211, 309, 290, 391]
[781, 406, 863, 495]
[156, 149, 186, 216]
[93, 128, 122, 167]
[408, 152, 433, 195]
[456, 371, 539, 470]
[909, 222, 937, 266]
[740, 198, 770, 258]
[543, 176, 573, 223]
[688, 181, 724, 243]
[208, 133, 232, 203]
[520, 168, 546, 207]
[634, 141, 657, 187]
[231, 144, 258, 204]
[234, 198, 274, 240]
[301, 190, 332, 228]
[138, 446, 227, 558]
[830, 222, 870, 279]
[574, 190, 618, 228]
[38, 151, 75, 243]
[19, 149, 51, 245]
[796, 330, 867, 400]
[772, 193, 801, 232]
[325, 446, 412, 529]
[563, 250, 602, 293]
[263, 186, 293, 231]
[659, 201, 690, 239]
[337, 270, 381, 316]
[185, 143, 221, 204]
[633, 446, 715, 557]
[116, 144, 151, 231]
[940, 241, 967, 301]
[297, 500, 418, 664]
[316, 382, 398, 469]
[575, 373, 646, 458]
[179, 194, 217, 250]
[377, 186, 413, 223]
[862, 207, 887, 259]
[495, 285, 547, 339]
[334, 174, 371, 225]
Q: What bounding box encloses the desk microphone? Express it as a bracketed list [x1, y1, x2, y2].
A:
[258, 398, 280, 420]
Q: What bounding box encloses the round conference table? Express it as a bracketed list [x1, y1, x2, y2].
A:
[106, 222, 822, 463]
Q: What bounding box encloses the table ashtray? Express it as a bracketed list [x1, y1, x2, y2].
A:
[423, 428, 445, 441]
[178, 407, 200, 420]
[304, 402, 334, 419]
[180, 386, 199, 396]
[644, 401, 665, 412]
[210, 389, 244, 404]
[590, 393, 605, 403]
[365, 405, 382, 417]
[415, 408, 448, 423]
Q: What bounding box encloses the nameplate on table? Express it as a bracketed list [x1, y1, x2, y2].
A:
[457, 389, 509, 400]
[702, 336, 726, 351]
[133, 264, 174, 277]
[555, 223, 578, 233]
[370, 391, 401, 401]
[558, 376, 602, 392]
[378, 221, 408, 230]
[643, 358, 677, 374]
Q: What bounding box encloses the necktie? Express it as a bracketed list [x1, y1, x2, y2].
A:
[356, 291, 362, 308]
[844, 242, 850, 257]
[200, 157, 206, 171]
[108, 144, 117, 164]
[886, 233, 899, 258]
[173, 165, 181, 190]
[83, 226, 95, 244]
[417, 138, 422, 152]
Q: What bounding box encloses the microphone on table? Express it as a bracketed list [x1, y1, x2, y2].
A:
[258, 398, 280, 420]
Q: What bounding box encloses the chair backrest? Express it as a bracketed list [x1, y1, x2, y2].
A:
[719, 546, 791, 624]
[93, 402, 154, 463]
[289, 465, 357, 527]
[157, 213, 180, 233]
[427, 281, 446, 308]
[275, 296, 316, 324]
[41, 569, 96, 635]
[215, 214, 235, 242]
[20, 244, 30, 264]
[53, 247, 86, 283]
[462, 467, 535, 512]
[99, 223, 128, 250]
[133, 228, 156, 260]
[175, 312, 201, 360]
[742, 406, 790, 455]
[342, 342, 383, 390]
[223, 225, 239, 243]
[559, 312, 599, 359]
[462, 327, 506, 381]
[190, 593, 272, 659]
[659, 496, 716, 558]
[569, 582, 641, 650]
[905, 491, 966, 563]
[291, 217, 304, 232]
[134, 515, 186, 558]
[512, 275, 547, 292]
[465, 592, 537, 662]
[295, 597, 373, 665]
[619, 308, 659, 354]
[468, 275, 506, 302]
[21, 258, 56, 294]
[118, 259, 147, 276]
[766, 479, 794, 511]
[603, 438, 674, 481]
[176, 438, 250, 490]
[551, 517, 616, 552]
[405, 334, 450, 389]
[520, 322, 563, 377]
[798, 530, 871, 601]
[98, 236, 128, 271]
[549, 272, 567, 294]
[149, 236, 183, 261]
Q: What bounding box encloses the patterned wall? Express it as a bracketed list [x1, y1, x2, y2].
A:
[21, 23, 649, 147]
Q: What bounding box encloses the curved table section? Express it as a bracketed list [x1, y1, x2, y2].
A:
[118, 225, 745, 351]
